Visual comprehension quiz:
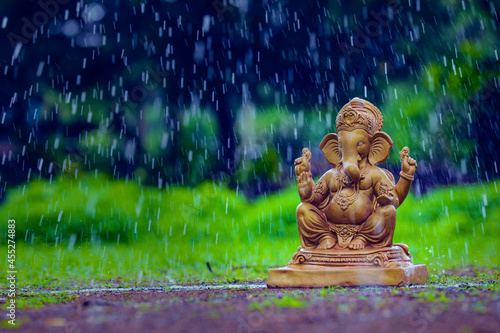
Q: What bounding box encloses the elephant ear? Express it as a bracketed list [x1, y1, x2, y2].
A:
[319, 133, 341, 166]
[368, 131, 393, 165]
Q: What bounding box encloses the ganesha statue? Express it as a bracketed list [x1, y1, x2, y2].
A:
[294, 97, 416, 251]
[268, 98, 428, 287]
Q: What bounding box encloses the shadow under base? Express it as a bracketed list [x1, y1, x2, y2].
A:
[267, 244, 428, 287]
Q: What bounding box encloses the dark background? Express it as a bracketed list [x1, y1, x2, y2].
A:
[1, 0, 499, 198]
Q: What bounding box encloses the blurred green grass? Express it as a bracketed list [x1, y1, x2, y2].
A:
[0, 174, 499, 288]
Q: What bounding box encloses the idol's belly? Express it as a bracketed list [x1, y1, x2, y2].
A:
[324, 190, 374, 225]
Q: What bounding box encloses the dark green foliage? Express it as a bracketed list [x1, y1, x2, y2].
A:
[1, 0, 498, 191]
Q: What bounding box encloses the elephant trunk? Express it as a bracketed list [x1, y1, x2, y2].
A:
[343, 161, 360, 183]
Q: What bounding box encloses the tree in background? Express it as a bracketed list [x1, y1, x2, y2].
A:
[0, 0, 498, 199]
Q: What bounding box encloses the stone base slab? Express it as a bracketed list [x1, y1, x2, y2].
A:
[267, 264, 428, 288]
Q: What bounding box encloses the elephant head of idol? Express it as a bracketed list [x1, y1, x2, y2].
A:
[319, 98, 393, 183]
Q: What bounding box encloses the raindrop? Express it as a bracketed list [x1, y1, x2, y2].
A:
[82, 3, 106, 23]
[68, 234, 77, 250]
[37, 158, 44, 171]
[202, 15, 210, 33]
[11, 42, 22, 64]
[36, 61, 45, 77]
[62, 20, 80, 37]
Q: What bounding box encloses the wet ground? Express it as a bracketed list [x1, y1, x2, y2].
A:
[2, 276, 500, 333]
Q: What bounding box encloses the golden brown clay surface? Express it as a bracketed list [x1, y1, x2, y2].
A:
[269, 97, 427, 287]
